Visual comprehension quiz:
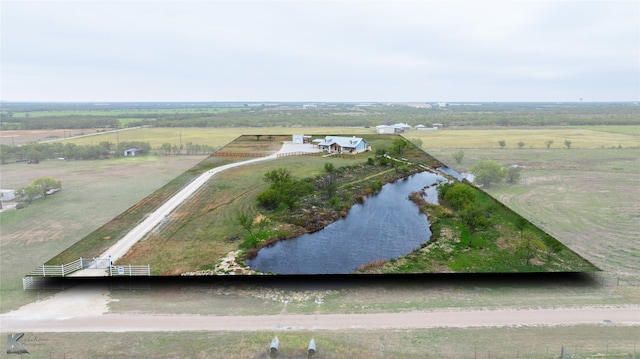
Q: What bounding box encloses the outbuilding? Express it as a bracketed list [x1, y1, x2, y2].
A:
[124, 148, 142, 156]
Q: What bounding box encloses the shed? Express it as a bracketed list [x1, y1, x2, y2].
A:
[124, 148, 142, 156]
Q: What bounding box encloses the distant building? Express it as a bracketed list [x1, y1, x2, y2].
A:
[416, 124, 438, 131]
[375, 123, 412, 134]
[124, 148, 142, 156]
[375, 125, 396, 134]
[393, 123, 412, 132]
[292, 134, 312, 144]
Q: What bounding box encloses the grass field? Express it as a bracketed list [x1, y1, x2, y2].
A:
[1, 326, 638, 358]
[1, 126, 638, 356]
[0, 154, 207, 311]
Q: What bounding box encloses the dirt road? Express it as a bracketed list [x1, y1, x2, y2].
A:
[1, 284, 638, 333]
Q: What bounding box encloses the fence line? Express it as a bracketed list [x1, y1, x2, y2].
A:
[28, 258, 82, 277]
[276, 151, 322, 158]
[109, 264, 151, 276]
[213, 152, 266, 158]
[25, 257, 151, 288]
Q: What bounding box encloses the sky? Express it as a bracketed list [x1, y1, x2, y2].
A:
[1, 0, 638, 102]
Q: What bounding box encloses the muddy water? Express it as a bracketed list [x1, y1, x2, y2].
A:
[245, 171, 445, 274]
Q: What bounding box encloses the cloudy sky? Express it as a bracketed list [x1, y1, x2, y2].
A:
[1, 0, 638, 102]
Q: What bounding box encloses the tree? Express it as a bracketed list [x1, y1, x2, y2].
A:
[545, 140, 554, 149]
[31, 177, 61, 199]
[443, 183, 475, 211]
[18, 185, 41, 204]
[258, 168, 313, 210]
[515, 216, 528, 238]
[453, 150, 464, 164]
[564, 139, 572, 149]
[391, 138, 409, 155]
[517, 141, 525, 149]
[517, 232, 546, 265]
[544, 239, 563, 262]
[498, 140, 506, 149]
[237, 212, 270, 239]
[460, 204, 489, 248]
[160, 143, 172, 155]
[506, 166, 522, 183]
[256, 189, 280, 210]
[470, 161, 505, 188]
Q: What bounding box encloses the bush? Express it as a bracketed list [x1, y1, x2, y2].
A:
[256, 189, 280, 210]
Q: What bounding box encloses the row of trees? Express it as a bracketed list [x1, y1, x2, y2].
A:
[158, 142, 217, 155]
[498, 139, 572, 149]
[0, 141, 152, 163]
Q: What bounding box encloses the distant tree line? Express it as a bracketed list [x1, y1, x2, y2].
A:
[0, 115, 119, 130]
[0, 141, 151, 163]
[2, 103, 638, 129]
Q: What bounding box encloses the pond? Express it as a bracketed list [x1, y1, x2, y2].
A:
[245, 171, 446, 274]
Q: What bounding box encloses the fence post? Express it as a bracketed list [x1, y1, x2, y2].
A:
[61, 264, 65, 277]
[80, 257, 83, 269]
[129, 264, 132, 276]
[148, 264, 151, 276]
[43, 265, 46, 277]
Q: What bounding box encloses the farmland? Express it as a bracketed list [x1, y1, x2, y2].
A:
[1, 102, 639, 356]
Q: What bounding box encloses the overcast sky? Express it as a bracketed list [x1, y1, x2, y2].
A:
[1, 0, 638, 102]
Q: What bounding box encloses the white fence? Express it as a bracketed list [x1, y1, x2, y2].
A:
[109, 264, 151, 276]
[28, 258, 83, 277]
[25, 257, 150, 286]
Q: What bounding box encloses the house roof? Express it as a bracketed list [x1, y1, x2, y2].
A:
[318, 136, 365, 148]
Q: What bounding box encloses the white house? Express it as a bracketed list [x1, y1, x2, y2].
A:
[315, 136, 370, 154]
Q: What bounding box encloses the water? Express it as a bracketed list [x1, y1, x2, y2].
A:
[245, 171, 446, 274]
